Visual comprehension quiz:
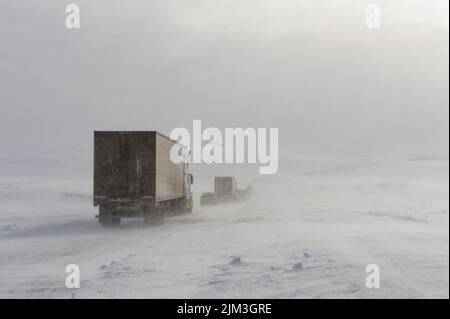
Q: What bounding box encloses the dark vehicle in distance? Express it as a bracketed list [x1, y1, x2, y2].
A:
[94, 131, 193, 226]
[214, 176, 238, 202]
[200, 192, 218, 206]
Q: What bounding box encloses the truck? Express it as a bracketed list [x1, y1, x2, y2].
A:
[214, 176, 238, 202]
[93, 131, 193, 226]
[200, 192, 218, 206]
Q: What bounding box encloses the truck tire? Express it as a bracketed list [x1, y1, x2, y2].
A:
[98, 206, 121, 226]
[99, 215, 121, 226]
[177, 197, 193, 214]
[176, 198, 187, 214]
[143, 205, 164, 226]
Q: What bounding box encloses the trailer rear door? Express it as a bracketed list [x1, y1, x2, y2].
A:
[94, 132, 156, 203]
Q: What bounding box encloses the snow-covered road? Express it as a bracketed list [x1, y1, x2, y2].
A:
[0, 152, 448, 298]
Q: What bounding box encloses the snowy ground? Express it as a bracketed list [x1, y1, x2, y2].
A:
[0, 151, 448, 298]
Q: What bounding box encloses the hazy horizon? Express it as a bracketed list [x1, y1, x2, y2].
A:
[0, 0, 448, 157]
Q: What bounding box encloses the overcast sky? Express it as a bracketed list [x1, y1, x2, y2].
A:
[0, 0, 448, 156]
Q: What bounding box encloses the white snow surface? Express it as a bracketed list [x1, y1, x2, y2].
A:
[0, 151, 448, 298]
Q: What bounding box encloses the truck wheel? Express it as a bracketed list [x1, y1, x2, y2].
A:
[143, 205, 164, 226]
[99, 206, 121, 226]
[99, 215, 121, 226]
[176, 198, 187, 214]
[177, 197, 193, 214]
[110, 217, 121, 226]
